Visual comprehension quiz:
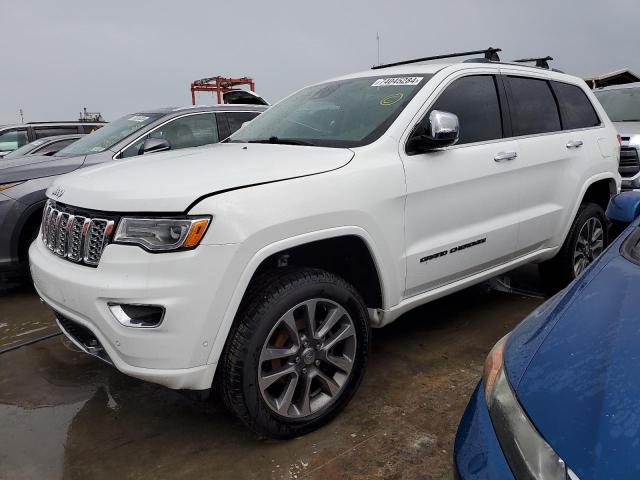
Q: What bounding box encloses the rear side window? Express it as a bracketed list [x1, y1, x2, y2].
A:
[507, 77, 561, 136]
[34, 126, 79, 138]
[224, 112, 261, 135]
[81, 124, 103, 134]
[428, 75, 503, 145]
[552, 82, 600, 130]
[35, 138, 76, 156]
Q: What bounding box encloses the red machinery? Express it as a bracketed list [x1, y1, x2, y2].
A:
[190, 76, 256, 105]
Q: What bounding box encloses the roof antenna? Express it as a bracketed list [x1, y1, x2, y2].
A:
[376, 32, 381, 67]
[513, 56, 553, 69]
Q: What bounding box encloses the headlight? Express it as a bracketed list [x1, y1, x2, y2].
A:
[483, 335, 579, 480]
[113, 217, 211, 251]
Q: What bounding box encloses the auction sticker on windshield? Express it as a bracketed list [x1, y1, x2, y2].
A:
[371, 77, 423, 87]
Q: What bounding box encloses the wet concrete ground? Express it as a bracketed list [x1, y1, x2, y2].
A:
[0, 268, 545, 480]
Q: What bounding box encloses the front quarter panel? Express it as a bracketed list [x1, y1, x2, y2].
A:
[188, 147, 407, 365]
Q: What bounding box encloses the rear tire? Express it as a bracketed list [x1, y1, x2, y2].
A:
[219, 268, 370, 439]
[539, 202, 608, 290]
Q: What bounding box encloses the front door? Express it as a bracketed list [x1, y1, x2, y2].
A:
[401, 72, 522, 297]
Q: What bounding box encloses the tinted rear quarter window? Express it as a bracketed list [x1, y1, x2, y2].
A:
[507, 76, 561, 136]
[552, 82, 600, 130]
[225, 112, 261, 135]
[34, 126, 80, 138]
[428, 75, 503, 145]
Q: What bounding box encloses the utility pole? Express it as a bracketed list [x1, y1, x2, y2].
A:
[376, 32, 380, 66]
[19, 109, 24, 123]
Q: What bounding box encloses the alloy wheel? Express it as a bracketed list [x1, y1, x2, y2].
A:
[573, 217, 604, 277]
[257, 298, 357, 419]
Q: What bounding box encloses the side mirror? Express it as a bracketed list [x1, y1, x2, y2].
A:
[606, 191, 640, 224]
[141, 138, 171, 155]
[407, 110, 459, 154]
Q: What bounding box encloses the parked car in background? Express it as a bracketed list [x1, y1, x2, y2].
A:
[29, 52, 619, 438]
[0, 104, 265, 277]
[0, 121, 104, 158]
[595, 83, 640, 190]
[454, 190, 640, 480]
[2, 134, 84, 160]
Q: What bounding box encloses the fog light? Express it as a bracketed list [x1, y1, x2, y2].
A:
[108, 303, 165, 328]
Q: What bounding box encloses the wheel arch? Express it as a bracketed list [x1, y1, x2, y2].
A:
[555, 174, 618, 249]
[12, 199, 46, 264]
[206, 227, 387, 366]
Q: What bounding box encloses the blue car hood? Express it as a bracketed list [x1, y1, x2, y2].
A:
[507, 248, 640, 478]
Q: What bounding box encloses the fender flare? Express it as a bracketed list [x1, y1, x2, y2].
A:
[205, 226, 387, 366]
[558, 173, 618, 246]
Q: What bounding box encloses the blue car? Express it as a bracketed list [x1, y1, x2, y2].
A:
[454, 191, 640, 480]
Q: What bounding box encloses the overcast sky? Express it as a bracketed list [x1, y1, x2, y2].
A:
[1, 0, 638, 124]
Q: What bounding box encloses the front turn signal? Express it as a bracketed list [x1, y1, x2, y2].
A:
[183, 218, 211, 248]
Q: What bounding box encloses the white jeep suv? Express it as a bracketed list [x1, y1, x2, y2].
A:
[29, 50, 620, 438]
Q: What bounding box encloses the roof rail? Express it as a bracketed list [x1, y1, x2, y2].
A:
[372, 47, 501, 70]
[513, 56, 553, 69]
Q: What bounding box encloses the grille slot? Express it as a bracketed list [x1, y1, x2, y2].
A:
[41, 200, 115, 267]
[619, 147, 640, 177]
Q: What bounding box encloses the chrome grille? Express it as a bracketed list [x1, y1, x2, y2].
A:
[41, 200, 115, 267]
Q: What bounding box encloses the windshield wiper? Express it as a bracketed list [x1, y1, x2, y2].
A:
[247, 136, 316, 146]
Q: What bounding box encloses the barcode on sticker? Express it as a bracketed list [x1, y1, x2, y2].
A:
[371, 77, 423, 87]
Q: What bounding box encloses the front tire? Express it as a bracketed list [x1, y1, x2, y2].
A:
[219, 268, 370, 439]
[539, 202, 608, 290]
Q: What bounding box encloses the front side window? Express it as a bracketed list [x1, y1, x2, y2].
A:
[507, 76, 561, 136]
[229, 75, 432, 148]
[121, 113, 219, 158]
[56, 113, 162, 157]
[595, 86, 640, 122]
[552, 82, 600, 130]
[426, 75, 503, 145]
[0, 128, 28, 153]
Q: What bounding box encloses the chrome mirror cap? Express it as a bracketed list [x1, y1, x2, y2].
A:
[428, 110, 460, 146]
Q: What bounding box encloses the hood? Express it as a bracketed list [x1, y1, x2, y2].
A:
[0, 154, 85, 184]
[509, 250, 640, 479]
[47, 143, 354, 212]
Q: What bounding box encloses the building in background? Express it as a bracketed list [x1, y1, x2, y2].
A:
[582, 69, 640, 89]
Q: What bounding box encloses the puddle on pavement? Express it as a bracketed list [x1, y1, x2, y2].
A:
[0, 275, 545, 479]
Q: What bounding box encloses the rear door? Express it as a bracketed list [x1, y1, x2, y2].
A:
[401, 72, 522, 297]
[502, 72, 601, 253]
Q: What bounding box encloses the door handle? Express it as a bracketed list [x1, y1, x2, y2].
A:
[566, 140, 584, 149]
[494, 151, 518, 162]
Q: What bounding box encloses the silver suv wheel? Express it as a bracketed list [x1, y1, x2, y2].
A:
[258, 298, 356, 419]
[573, 217, 604, 277]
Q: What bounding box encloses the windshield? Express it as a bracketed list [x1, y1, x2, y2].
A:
[229, 75, 431, 148]
[55, 113, 161, 157]
[595, 87, 640, 122]
[2, 139, 44, 159]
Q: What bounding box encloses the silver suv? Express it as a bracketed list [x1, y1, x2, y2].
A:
[0, 104, 265, 277]
[595, 83, 640, 189]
